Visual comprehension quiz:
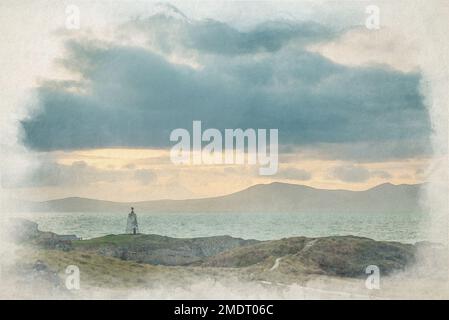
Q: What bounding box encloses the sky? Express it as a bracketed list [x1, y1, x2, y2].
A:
[1, 0, 443, 202]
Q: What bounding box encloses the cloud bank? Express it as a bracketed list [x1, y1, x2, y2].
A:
[21, 9, 431, 162]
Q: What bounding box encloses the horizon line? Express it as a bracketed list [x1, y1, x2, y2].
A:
[24, 181, 424, 204]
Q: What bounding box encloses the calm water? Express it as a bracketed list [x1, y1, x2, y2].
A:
[14, 211, 429, 243]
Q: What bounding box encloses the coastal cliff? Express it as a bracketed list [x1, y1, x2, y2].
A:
[11, 219, 420, 279]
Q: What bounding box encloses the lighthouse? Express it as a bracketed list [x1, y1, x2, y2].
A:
[126, 207, 139, 235]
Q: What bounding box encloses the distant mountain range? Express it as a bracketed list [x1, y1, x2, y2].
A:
[15, 182, 423, 214]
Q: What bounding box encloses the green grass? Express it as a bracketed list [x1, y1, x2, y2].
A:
[18, 248, 165, 288]
[16, 247, 240, 289]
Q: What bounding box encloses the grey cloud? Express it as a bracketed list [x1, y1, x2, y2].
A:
[329, 165, 393, 183]
[21, 8, 431, 161]
[2, 161, 129, 188]
[4, 160, 158, 188]
[371, 170, 392, 179]
[330, 165, 370, 183]
[29, 161, 97, 187]
[280, 141, 432, 163]
[125, 11, 335, 56]
[134, 169, 157, 185]
[277, 168, 312, 181]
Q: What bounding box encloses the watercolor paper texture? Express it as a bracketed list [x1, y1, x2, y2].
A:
[1, 0, 448, 299]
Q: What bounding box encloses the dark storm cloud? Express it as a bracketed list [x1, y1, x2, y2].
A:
[21, 10, 431, 160]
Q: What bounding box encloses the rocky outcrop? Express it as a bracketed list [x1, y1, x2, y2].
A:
[8, 218, 79, 250]
[71, 233, 419, 277]
[11, 219, 424, 278]
[9, 218, 40, 242]
[72, 234, 258, 266]
[200, 236, 417, 277]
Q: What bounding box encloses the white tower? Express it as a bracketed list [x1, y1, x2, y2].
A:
[126, 207, 139, 235]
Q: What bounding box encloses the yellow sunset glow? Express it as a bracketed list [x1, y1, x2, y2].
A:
[18, 148, 430, 202]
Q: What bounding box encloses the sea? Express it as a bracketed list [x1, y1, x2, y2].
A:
[13, 211, 430, 243]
